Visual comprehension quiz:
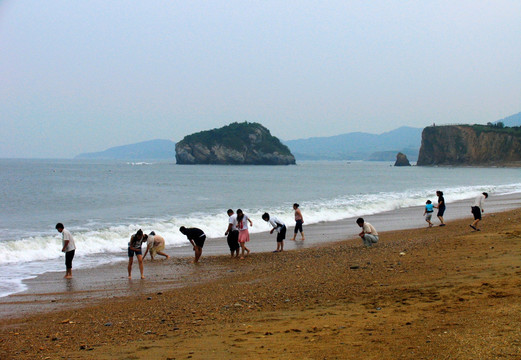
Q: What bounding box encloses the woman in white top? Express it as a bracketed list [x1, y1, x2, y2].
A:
[236, 209, 252, 259]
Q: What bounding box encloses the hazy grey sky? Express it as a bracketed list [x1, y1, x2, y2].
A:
[1, 1, 520, 158]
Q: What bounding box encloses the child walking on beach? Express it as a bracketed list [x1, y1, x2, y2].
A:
[424, 200, 434, 228]
[236, 209, 252, 259]
[290, 203, 305, 241]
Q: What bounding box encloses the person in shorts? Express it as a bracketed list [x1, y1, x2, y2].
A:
[128, 229, 145, 279]
[290, 203, 305, 241]
[142, 231, 169, 260]
[224, 209, 240, 258]
[179, 226, 206, 263]
[356, 217, 379, 247]
[424, 200, 434, 228]
[56, 223, 76, 279]
[470, 192, 488, 231]
[262, 212, 287, 252]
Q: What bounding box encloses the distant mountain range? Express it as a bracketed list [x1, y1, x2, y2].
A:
[495, 111, 521, 127]
[74, 112, 521, 161]
[283, 126, 422, 161]
[75, 139, 176, 160]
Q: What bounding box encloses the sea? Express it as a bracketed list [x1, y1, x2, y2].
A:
[1, 158, 520, 297]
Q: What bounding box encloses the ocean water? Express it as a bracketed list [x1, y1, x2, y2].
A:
[1, 159, 520, 297]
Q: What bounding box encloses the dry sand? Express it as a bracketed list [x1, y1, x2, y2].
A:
[1, 207, 521, 359]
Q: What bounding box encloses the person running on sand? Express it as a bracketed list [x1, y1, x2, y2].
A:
[290, 203, 305, 241]
[262, 212, 287, 252]
[435, 190, 446, 226]
[356, 217, 379, 247]
[424, 200, 434, 228]
[143, 231, 170, 260]
[55, 223, 76, 279]
[225, 209, 240, 258]
[128, 229, 145, 279]
[179, 226, 206, 263]
[236, 209, 252, 259]
[470, 192, 488, 231]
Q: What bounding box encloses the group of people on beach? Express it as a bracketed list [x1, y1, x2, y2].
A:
[56, 193, 489, 279]
[423, 191, 488, 231]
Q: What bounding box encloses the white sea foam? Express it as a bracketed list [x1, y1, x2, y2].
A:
[2, 182, 519, 267]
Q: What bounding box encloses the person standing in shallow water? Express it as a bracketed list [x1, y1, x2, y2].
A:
[236, 209, 252, 259]
[435, 190, 446, 226]
[56, 223, 76, 279]
[128, 229, 145, 279]
[290, 203, 305, 241]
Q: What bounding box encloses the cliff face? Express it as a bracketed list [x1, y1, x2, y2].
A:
[417, 125, 521, 166]
[175, 122, 296, 165]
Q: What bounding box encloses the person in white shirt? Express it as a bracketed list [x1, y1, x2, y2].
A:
[470, 192, 488, 231]
[225, 209, 240, 258]
[55, 223, 76, 279]
[262, 212, 287, 252]
[356, 218, 379, 247]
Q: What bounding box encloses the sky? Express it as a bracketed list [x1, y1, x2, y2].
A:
[1, 1, 520, 158]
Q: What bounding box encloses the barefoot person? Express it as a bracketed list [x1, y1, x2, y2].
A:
[236, 209, 252, 259]
[356, 217, 379, 247]
[424, 200, 434, 228]
[290, 203, 305, 241]
[435, 190, 446, 226]
[262, 212, 286, 252]
[179, 226, 206, 263]
[470, 192, 488, 231]
[128, 229, 145, 279]
[143, 231, 170, 260]
[55, 223, 76, 279]
[225, 209, 240, 258]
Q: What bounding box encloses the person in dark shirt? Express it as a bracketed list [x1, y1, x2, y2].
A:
[435, 190, 446, 226]
[179, 226, 206, 263]
[128, 229, 145, 279]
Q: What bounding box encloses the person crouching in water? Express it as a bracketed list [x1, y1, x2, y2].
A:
[262, 212, 286, 252]
[128, 229, 145, 279]
[179, 226, 206, 263]
[236, 209, 252, 259]
[143, 231, 170, 260]
[356, 217, 379, 247]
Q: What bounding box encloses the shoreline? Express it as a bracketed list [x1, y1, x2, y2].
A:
[1, 206, 521, 358]
[1, 192, 520, 318]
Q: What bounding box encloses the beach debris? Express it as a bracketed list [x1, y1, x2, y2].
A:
[399, 252, 406, 256]
[104, 322, 112, 327]
[233, 303, 243, 308]
[147, 297, 152, 300]
[350, 265, 360, 270]
[60, 319, 70, 324]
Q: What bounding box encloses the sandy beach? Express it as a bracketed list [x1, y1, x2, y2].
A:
[1, 198, 521, 359]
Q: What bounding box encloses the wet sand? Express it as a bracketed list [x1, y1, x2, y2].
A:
[1, 195, 521, 359]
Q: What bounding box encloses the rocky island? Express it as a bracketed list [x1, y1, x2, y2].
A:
[417, 124, 521, 166]
[175, 122, 296, 165]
